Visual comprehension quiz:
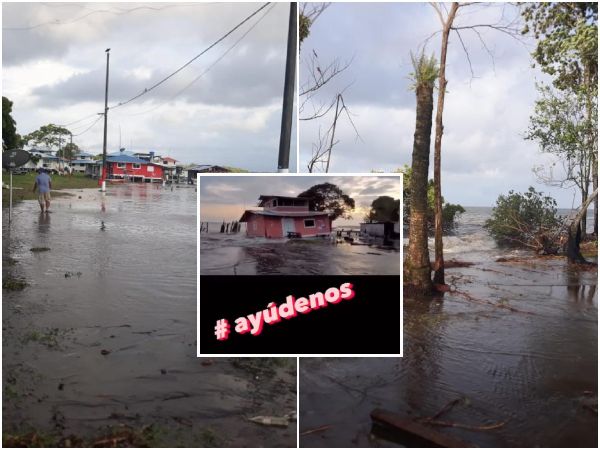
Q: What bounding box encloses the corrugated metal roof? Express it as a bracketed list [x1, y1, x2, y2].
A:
[106, 154, 155, 164]
[239, 209, 330, 222]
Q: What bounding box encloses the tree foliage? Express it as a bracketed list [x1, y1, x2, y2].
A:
[23, 124, 71, 151]
[408, 51, 438, 91]
[298, 182, 355, 221]
[526, 84, 596, 195]
[484, 187, 563, 253]
[58, 142, 80, 160]
[522, 2, 598, 91]
[366, 196, 400, 223]
[2, 96, 20, 150]
[401, 166, 465, 232]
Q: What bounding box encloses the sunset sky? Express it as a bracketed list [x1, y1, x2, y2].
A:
[199, 175, 402, 226]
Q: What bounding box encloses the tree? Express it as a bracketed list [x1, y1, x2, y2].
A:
[58, 142, 80, 161]
[484, 187, 563, 254]
[566, 187, 598, 263]
[23, 124, 71, 151]
[404, 52, 438, 294]
[2, 96, 20, 150]
[298, 182, 355, 221]
[300, 3, 359, 172]
[522, 2, 598, 235]
[428, 2, 522, 284]
[526, 84, 597, 234]
[366, 196, 400, 223]
[430, 2, 459, 286]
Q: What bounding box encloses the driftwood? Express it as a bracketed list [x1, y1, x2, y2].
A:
[371, 408, 476, 447]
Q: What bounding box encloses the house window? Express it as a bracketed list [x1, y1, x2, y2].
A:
[147, 165, 154, 172]
[272, 199, 277, 207]
[117, 162, 126, 168]
[304, 219, 315, 228]
[132, 163, 141, 169]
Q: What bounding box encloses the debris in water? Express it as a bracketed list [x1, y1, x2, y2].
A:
[300, 424, 333, 436]
[100, 349, 110, 355]
[30, 247, 50, 252]
[248, 415, 289, 427]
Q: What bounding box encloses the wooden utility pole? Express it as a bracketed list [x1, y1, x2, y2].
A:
[277, 2, 297, 172]
[101, 48, 110, 188]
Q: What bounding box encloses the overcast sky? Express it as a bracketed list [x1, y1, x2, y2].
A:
[199, 175, 401, 225]
[3, 2, 296, 171]
[299, 2, 584, 207]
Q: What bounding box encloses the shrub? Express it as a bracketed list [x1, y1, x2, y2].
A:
[484, 187, 563, 253]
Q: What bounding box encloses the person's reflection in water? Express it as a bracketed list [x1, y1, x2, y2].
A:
[38, 211, 51, 234]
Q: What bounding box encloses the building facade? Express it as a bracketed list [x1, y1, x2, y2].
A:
[239, 195, 332, 238]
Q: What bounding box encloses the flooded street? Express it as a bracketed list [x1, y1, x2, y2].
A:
[2, 185, 296, 447]
[200, 225, 400, 275]
[300, 209, 597, 447]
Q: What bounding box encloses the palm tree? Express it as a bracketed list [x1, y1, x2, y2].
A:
[404, 52, 438, 294]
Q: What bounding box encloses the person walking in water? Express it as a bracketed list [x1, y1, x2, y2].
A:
[33, 168, 52, 213]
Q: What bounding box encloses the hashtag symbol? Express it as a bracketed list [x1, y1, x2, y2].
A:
[214, 319, 231, 341]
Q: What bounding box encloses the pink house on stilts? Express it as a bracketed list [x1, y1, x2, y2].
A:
[239, 195, 332, 238]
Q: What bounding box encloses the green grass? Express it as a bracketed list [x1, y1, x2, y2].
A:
[2, 171, 98, 204]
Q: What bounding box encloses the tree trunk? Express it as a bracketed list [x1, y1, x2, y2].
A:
[580, 188, 588, 237]
[432, 3, 459, 286]
[566, 188, 598, 264]
[405, 83, 435, 294]
[593, 159, 598, 236]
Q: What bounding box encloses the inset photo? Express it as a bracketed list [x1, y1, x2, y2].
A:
[197, 174, 403, 356]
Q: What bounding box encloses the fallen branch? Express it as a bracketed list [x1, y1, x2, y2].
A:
[300, 424, 333, 436]
[424, 419, 509, 431]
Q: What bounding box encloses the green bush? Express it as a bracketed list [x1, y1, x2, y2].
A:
[484, 187, 563, 252]
[401, 166, 465, 232]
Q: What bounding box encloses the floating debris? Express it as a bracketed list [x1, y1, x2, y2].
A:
[248, 415, 289, 427]
[30, 247, 50, 252]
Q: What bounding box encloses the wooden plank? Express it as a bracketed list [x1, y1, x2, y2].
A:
[370, 408, 476, 448]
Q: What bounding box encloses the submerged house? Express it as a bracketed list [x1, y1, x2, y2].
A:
[239, 195, 332, 238]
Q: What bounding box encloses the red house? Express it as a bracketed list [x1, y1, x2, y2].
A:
[239, 195, 332, 238]
[106, 154, 164, 183]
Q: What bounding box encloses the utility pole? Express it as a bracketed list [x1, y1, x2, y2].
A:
[277, 2, 297, 173]
[69, 132, 73, 176]
[100, 48, 110, 190]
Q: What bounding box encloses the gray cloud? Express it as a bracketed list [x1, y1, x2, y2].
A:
[299, 3, 580, 207]
[3, 2, 296, 171]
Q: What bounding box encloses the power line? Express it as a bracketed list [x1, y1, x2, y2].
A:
[59, 113, 99, 128]
[3, 3, 218, 31]
[71, 115, 103, 137]
[109, 2, 271, 111]
[120, 3, 277, 117]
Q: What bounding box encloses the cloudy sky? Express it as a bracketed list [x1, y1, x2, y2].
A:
[3, 2, 296, 171]
[299, 2, 583, 207]
[199, 174, 401, 225]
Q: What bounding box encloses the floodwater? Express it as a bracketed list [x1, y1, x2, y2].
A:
[200, 223, 401, 275]
[300, 208, 598, 447]
[2, 185, 296, 447]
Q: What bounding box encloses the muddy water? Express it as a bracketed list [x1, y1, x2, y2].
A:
[200, 225, 400, 275]
[300, 211, 597, 447]
[3, 185, 296, 447]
